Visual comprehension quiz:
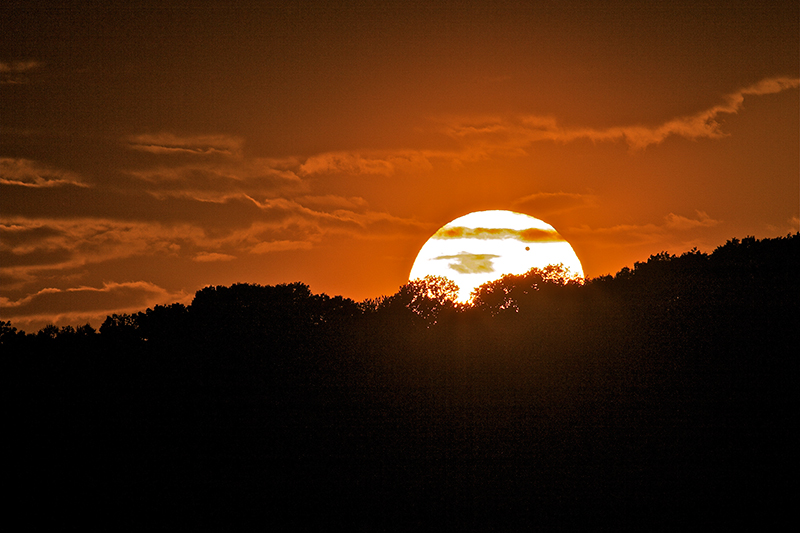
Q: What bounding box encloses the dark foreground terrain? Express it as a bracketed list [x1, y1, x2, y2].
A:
[4, 235, 798, 530]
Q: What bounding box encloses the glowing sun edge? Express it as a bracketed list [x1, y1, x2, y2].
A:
[409, 210, 584, 303]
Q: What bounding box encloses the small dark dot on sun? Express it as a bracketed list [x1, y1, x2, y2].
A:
[525, 246, 530, 251]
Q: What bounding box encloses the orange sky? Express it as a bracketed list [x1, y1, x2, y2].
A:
[2, 1, 798, 332]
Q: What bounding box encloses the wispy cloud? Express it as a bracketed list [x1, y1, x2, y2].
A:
[126, 160, 304, 200]
[0, 60, 43, 84]
[299, 150, 435, 176]
[0, 281, 184, 331]
[445, 76, 800, 151]
[568, 211, 722, 247]
[289, 76, 800, 183]
[297, 195, 369, 212]
[250, 240, 313, 254]
[0, 182, 279, 232]
[512, 192, 598, 215]
[126, 133, 244, 157]
[0, 281, 169, 313]
[245, 197, 429, 239]
[664, 211, 719, 230]
[763, 215, 799, 236]
[0, 193, 428, 288]
[193, 252, 236, 262]
[0, 219, 199, 286]
[0, 158, 88, 188]
[0, 60, 43, 73]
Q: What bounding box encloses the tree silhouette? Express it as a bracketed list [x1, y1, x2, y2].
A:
[3, 233, 798, 530]
[99, 313, 141, 347]
[37, 323, 59, 339]
[134, 303, 189, 344]
[0, 320, 25, 349]
[471, 263, 581, 316]
[380, 275, 461, 326]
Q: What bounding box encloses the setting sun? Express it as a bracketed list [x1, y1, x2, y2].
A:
[2, 2, 796, 529]
[409, 210, 584, 302]
[0, 3, 796, 332]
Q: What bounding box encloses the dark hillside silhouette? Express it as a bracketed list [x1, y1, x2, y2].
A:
[4, 233, 798, 530]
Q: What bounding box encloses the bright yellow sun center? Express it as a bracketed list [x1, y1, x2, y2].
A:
[409, 210, 584, 302]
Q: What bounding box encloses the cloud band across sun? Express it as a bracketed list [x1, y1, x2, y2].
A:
[432, 252, 500, 274]
[433, 226, 564, 243]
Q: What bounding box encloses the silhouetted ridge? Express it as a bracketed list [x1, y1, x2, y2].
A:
[3, 233, 798, 530]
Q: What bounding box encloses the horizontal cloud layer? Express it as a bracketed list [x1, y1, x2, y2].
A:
[126, 133, 244, 157]
[512, 192, 598, 216]
[0, 60, 43, 84]
[0, 281, 185, 333]
[0, 60, 43, 73]
[0, 158, 87, 188]
[433, 226, 564, 243]
[444, 77, 800, 151]
[567, 211, 723, 247]
[432, 252, 500, 274]
[1, 74, 793, 332]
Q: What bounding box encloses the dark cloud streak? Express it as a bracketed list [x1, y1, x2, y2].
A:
[0, 248, 72, 268]
[433, 252, 500, 274]
[434, 226, 564, 243]
[0, 281, 174, 318]
[0, 223, 64, 246]
[0, 182, 278, 233]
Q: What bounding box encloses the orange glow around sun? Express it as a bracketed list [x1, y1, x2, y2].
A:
[0, 3, 797, 332]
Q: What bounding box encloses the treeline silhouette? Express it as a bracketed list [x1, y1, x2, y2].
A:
[4, 234, 798, 530]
